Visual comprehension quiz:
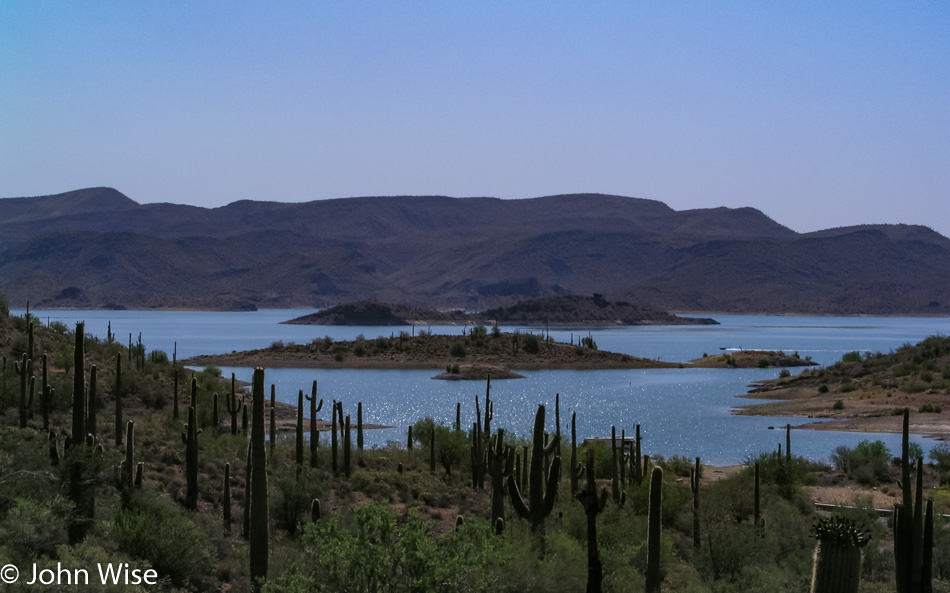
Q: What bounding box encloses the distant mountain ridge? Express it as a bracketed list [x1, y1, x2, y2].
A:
[1, 187, 948, 314]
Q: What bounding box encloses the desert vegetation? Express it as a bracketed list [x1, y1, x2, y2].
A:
[1, 304, 950, 592]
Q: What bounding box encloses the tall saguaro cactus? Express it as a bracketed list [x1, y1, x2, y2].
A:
[570, 411, 580, 496]
[577, 446, 608, 593]
[172, 343, 179, 421]
[67, 322, 90, 545]
[646, 466, 663, 593]
[86, 365, 97, 437]
[690, 457, 701, 553]
[249, 368, 269, 592]
[183, 403, 200, 510]
[295, 389, 305, 467]
[893, 408, 934, 593]
[227, 373, 244, 436]
[115, 354, 123, 446]
[306, 380, 323, 467]
[40, 354, 53, 432]
[487, 428, 512, 529]
[507, 404, 561, 533]
[15, 352, 32, 428]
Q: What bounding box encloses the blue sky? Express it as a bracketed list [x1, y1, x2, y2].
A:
[2, 2, 948, 236]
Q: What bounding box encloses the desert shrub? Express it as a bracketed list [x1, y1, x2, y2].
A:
[920, 403, 943, 414]
[451, 363, 460, 374]
[113, 492, 215, 587]
[434, 426, 469, 475]
[577, 440, 613, 479]
[581, 336, 598, 350]
[818, 384, 829, 393]
[779, 368, 792, 378]
[203, 364, 222, 377]
[758, 358, 770, 368]
[660, 454, 697, 478]
[470, 325, 487, 342]
[831, 440, 891, 485]
[353, 343, 366, 357]
[746, 450, 816, 499]
[833, 399, 845, 410]
[0, 495, 72, 564]
[450, 341, 467, 358]
[842, 351, 863, 363]
[522, 333, 540, 354]
[148, 349, 169, 364]
[272, 466, 322, 536]
[930, 443, 950, 485]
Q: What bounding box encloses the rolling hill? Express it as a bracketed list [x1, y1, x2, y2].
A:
[1, 187, 948, 314]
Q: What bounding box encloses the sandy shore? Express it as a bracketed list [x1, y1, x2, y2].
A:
[734, 383, 950, 440]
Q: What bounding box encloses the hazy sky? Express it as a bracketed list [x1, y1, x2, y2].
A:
[2, 2, 948, 236]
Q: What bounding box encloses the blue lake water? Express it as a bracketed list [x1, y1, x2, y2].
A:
[14, 308, 950, 465]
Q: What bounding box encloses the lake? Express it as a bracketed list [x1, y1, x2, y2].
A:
[14, 308, 950, 465]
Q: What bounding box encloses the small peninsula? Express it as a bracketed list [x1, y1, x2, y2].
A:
[734, 336, 950, 439]
[690, 350, 818, 369]
[282, 294, 719, 326]
[182, 330, 682, 371]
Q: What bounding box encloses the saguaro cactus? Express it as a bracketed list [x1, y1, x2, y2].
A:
[86, 365, 97, 437]
[577, 446, 608, 593]
[121, 420, 135, 488]
[507, 404, 561, 533]
[331, 401, 341, 474]
[487, 428, 512, 528]
[270, 384, 276, 455]
[295, 389, 305, 466]
[249, 368, 269, 592]
[611, 426, 621, 504]
[172, 343, 179, 421]
[227, 373, 244, 436]
[357, 401, 364, 451]
[570, 411, 580, 496]
[690, 457, 701, 553]
[893, 408, 934, 593]
[646, 466, 663, 593]
[223, 462, 232, 534]
[343, 413, 352, 478]
[306, 380, 323, 467]
[811, 516, 869, 593]
[67, 322, 89, 545]
[183, 404, 200, 510]
[15, 352, 32, 428]
[115, 354, 123, 446]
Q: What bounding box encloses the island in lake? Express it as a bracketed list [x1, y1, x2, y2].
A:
[282, 294, 719, 326]
[183, 329, 683, 373]
[734, 335, 950, 439]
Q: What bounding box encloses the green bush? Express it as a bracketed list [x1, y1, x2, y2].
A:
[833, 399, 844, 410]
[113, 492, 215, 587]
[779, 368, 792, 378]
[831, 440, 891, 485]
[581, 336, 598, 350]
[842, 351, 863, 363]
[147, 350, 169, 364]
[203, 364, 222, 377]
[522, 334, 540, 354]
[818, 384, 829, 394]
[450, 341, 466, 358]
[920, 403, 943, 413]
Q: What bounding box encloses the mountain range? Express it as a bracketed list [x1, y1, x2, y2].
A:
[1, 187, 948, 314]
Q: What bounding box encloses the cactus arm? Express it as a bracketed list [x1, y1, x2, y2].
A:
[506, 474, 531, 520]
